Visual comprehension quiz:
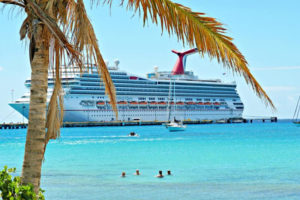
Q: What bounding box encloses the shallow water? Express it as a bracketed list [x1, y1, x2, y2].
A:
[1, 122, 300, 199]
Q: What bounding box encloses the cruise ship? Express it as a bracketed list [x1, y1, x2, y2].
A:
[9, 49, 244, 122]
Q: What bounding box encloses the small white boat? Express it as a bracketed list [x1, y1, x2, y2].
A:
[231, 119, 244, 123]
[293, 96, 300, 126]
[293, 121, 300, 126]
[165, 121, 186, 132]
[215, 119, 227, 124]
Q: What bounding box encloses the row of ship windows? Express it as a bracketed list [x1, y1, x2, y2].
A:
[71, 88, 237, 94]
[80, 74, 229, 86]
[81, 72, 127, 77]
[86, 113, 227, 118]
[119, 97, 228, 102]
[69, 91, 239, 98]
[79, 78, 236, 88]
[233, 102, 244, 105]
[98, 106, 226, 108]
[79, 96, 231, 102]
[29, 82, 236, 92]
[77, 86, 236, 93]
[83, 107, 232, 112]
[25, 77, 75, 83]
[26, 75, 236, 89]
[72, 88, 236, 95]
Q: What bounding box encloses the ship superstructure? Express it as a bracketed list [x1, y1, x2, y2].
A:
[9, 49, 244, 122]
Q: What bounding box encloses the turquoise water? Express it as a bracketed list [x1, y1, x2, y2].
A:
[1, 122, 300, 199]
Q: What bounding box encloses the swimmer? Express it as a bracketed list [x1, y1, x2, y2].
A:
[129, 132, 136, 136]
[135, 169, 140, 176]
[167, 170, 172, 175]
[121, 172, 126, 177]
[156, 170, 164, 178]
[129, 132, 139, 137]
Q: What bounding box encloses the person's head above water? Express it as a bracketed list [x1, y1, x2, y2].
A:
[121, 172, 126, 177]
[130, 132, 135, 136]
[156, 170, 163, 178]
[135, 169, 140, 175]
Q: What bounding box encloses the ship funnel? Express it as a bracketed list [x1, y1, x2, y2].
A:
[171, 48, 198, 75]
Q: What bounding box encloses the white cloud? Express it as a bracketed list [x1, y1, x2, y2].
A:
[251, 66, 300, 71]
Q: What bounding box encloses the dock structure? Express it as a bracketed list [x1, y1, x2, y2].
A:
[245, 116, 278, 123]
[0, 117, 277, 130]
[0, 123, 28, 130]
[61, 120, 213, 127]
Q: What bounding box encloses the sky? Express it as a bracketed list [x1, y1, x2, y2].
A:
[0, 0, 300, 122]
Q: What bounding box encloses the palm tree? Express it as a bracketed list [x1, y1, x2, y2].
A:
[0, 0, 274, 195]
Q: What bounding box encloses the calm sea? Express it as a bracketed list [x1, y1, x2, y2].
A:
[1, 122, 300, 200]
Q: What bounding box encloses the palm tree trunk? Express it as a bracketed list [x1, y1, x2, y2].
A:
[22, 23, 49, 194]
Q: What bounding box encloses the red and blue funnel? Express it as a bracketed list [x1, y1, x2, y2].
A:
[171, 48, 198, 75]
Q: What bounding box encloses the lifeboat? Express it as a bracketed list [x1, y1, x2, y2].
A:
[169, 102, 175, 105]
[158, 101, 166, 105]
[204, 102, 211, 105]
[176, 101, 184, 105]
[149, 101, 157, 105]
[129, 101, 138, 105]
[213, 102, 221, 105]
[118, 101, 127, 104]
[96, 101, 105, 105]
[197, 102, 204, 105]
[186, 101, 196, 105]
[138, 101, 147, 105]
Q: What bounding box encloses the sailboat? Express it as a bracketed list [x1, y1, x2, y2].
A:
[165, 77, 186, 131]
[293, 96, 300, 125]
[164, 49, 198, 131]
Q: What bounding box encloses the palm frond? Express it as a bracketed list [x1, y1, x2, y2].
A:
[101, 0, 274, 109]
[0, 0, 25, 7]
[19, 16, 29, 40]
[45, 38, 64, 144]
[69, 0, 118, 118]
[26, 0, 82, 67]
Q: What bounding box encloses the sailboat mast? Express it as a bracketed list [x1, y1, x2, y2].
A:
[293, 96, 300, 122]
[167, 77, 173, 122]
[173, 77, 176, 118]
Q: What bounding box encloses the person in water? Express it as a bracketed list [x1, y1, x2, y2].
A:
[167, 170, 172, 175]
[135, 169, 140, 176]
[156, 170, 164, 178]
[129, 132, 136, 136]
[121, 172, 126, 177]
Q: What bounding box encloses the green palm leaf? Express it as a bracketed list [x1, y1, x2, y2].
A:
[102, 0, 274, 108]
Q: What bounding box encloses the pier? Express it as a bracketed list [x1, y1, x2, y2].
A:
[0, 117, 278, 130]
[0, 123, 28, 130]
[244, 116, 278, 123]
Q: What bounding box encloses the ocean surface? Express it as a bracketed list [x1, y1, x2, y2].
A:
[1, 122, 300, 200]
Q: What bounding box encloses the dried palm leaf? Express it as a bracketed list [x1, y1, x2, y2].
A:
[45, 38, 64, 144]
